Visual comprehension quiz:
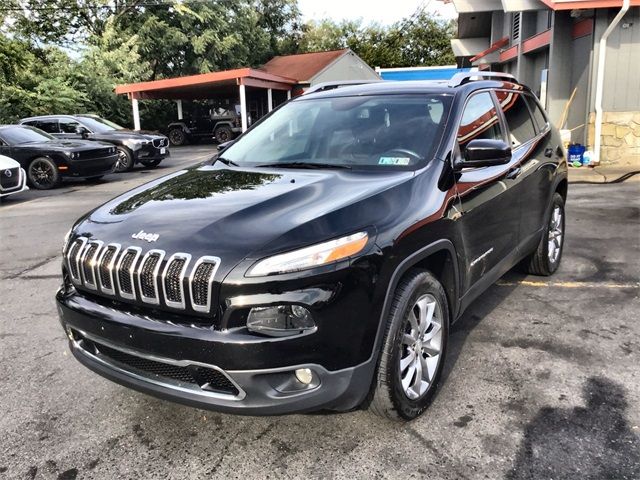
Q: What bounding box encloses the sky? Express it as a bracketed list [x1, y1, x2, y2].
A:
[298, 0, 457, 25]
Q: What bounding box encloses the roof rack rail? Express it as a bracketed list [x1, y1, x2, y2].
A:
[448, 71, 517, 88]
[304, 79, 382, 95]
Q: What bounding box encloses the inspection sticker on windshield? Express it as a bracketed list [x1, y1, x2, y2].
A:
[378, 156, 411, 166]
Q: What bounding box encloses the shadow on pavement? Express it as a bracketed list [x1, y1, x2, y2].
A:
[507, 376, 640, 479]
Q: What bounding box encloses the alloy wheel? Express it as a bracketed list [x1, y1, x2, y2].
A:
[399, 294, 443, 400]
[548, 205, 563, 263]
[29, 159, 56, 189]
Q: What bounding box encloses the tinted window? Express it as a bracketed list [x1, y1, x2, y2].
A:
[222, 94, 452, 170]
[23, 120, 59, 133]
[0, 126, 54, 145]
[457, 92, 504, 150]
[59, 118, 81, 133]
[525, 95, 548, 132]
[76, 116, 124, 133]
[496, 91, 537, 147]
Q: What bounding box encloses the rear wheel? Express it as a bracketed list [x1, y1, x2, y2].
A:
[140, 159, 162, 168]
[522, 192, 565, 276]
[28, 157, 60, 190]
[214, 125, 233, 144]
[369, 270, 449, 421]
[169, 128, 187, 146]
[113, 146, 134, 173]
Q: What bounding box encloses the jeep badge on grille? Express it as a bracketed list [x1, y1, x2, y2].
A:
[131, 230, 159, 242]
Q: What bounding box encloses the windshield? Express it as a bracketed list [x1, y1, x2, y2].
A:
[0, 126, 54, 145]
[77, 116, 125, 133]
[222, 94, 452, 170]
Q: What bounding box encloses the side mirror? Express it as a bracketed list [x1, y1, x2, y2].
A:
[75, 126, 89, 138]
[456, 139, 512, 169]
[217, 140, 234, 151]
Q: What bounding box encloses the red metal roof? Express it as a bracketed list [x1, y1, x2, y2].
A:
[114, 68, 296, 99]
[260, 49, 348, 82]
[469, 36, 509, 62]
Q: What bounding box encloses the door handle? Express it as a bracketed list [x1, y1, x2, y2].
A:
[544, 148, 553, 158]
[506, 167, 521, 180]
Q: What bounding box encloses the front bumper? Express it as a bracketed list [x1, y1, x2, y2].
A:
[65, 154, 118, 178]
[56, 289, 376, 415]
[133, 142, 170, 162]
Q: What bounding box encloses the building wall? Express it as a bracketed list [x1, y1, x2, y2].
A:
[310, 52, 380, 85]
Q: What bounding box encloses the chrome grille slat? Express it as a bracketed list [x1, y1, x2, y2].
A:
[162, 253, 191, 310]
[80, 241, 103, 290]
[115, 247, 142, 300]
[138, 250, 165, 304]
[96, 243, 120, 295]
[189, 256, 220, 313]
[67, 238, 88, 284]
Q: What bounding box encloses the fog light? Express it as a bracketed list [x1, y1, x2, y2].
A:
[247, 305, 315, 337]
[295, 368, 313, 385]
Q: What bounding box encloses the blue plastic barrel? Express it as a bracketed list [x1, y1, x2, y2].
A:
[568, 144, 586, 165]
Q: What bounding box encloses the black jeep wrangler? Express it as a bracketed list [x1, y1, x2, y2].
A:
[57, 73, 567, 421]
[168, 102, 242, 146]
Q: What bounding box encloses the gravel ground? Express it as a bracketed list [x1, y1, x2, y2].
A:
[1, 146, 639, 479]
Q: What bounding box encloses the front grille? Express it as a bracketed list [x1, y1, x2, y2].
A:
[77, 334, 239, 396]
[152, 138, 168, 148]
[79, 148, 114, 160]
[0, 167, 20, 189]
[66, 238, 219, 313]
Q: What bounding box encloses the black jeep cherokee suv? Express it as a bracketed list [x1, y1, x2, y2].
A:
[56, 73, 567, 421]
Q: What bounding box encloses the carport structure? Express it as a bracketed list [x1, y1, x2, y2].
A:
[114, 68, 296, 132]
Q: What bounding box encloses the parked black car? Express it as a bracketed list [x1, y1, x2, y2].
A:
[19, 114, 169, 173]
[0, 125, 117, 190]
[57, 73, 567, 421]
[168, 104, 242, 146]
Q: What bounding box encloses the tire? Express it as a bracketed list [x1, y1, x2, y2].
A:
[28, 157, 61, 190]
[214, 125, 233, 144]
[369, 269, 449, 421]
[140, 159, 162, 168]
[113, 146, 134, 173]
[169, 128, 187, 146]
[522, 192, 565, 276]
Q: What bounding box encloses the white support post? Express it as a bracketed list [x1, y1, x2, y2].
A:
[239, 84, 248, 132]
[176, 99, 183, 120]
[132, 97, 141, 131]
[267, 88, 273, 112]
[287, 89, 292, 100]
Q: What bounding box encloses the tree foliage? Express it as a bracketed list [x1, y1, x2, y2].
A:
[0, 1, 455, 130]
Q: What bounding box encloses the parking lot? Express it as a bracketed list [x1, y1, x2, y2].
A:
[1, 146, 639, 479]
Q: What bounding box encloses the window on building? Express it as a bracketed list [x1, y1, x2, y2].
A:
[496, 91, 537, 147]
[512, 12, 521, 42]
[457, 92, 504, 150]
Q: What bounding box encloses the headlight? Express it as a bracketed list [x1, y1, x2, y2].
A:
[248, 232, 369, 276]
[65, 151, 79, 159]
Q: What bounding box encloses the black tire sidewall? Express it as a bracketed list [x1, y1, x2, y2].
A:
[215, 126, 232, 143]
[382, 271, 449, 420]
[28, 157, 60, 190]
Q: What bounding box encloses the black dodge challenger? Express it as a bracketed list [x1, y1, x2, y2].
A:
[0, 125, 118, 190]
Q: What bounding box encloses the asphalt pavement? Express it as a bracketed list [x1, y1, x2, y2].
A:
[1, 146, 639, 479]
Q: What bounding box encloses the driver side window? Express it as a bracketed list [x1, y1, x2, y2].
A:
[59, 119, 81, 134]
[457, 92, 504, 151]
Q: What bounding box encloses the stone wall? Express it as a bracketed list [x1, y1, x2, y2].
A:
[587, 111, 640, 166]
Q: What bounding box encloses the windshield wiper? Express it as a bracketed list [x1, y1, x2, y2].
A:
[256, 162, 351, 170]
[216, 156, 239, 167]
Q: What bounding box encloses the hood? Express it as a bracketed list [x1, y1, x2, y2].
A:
[74, 164, 416, 277]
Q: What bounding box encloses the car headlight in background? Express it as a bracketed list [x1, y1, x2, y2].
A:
[247, 231, 369, 276]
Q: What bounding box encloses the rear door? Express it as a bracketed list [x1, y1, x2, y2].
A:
[495, 90, 555, 252]
[454, 91, 522, 292]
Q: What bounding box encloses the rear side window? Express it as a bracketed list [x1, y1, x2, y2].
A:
[457, 92, 504, 150]
[29, 120, 59, 134]
[495, 91, 536, 147]
[524, 95, 548, 132]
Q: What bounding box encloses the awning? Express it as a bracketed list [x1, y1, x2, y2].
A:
[470, 36, 510, 62]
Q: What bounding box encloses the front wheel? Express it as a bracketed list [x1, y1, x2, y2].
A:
[369, 270, 449, 421]
[522, 192, 565, 276]
[214, 126, 233, 144]
[169, 128, 187, 146]
[28, 157, 61, 190]
[113, 147, 134, 173]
